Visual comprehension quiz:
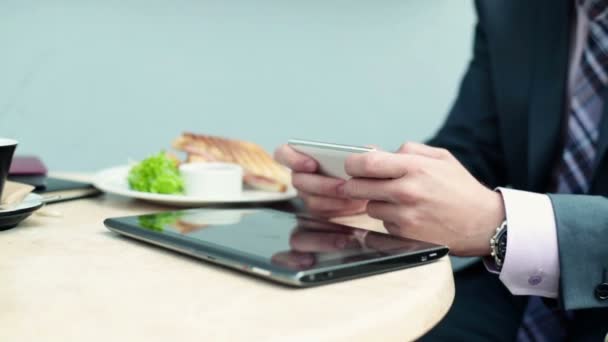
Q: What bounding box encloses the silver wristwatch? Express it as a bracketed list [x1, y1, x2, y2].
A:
[490, 220, 508, 271]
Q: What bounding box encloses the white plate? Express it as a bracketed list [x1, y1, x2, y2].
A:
[93, 165, 297, 207]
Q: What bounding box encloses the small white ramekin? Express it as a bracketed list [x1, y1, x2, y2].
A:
[179, 162, 243, 199]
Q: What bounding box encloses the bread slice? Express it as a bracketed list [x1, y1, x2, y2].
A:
[173, 133, 290, 192]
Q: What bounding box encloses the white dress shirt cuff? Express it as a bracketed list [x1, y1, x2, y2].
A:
[488, 188, 560, 298]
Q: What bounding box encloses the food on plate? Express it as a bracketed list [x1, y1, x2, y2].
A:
[172, 132, 290, 192]
[124, 133, 291, 197]
[242, 173, 287, 192]
[128, 152, 184, 194]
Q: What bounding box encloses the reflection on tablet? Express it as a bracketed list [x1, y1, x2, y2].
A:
[136, 209, 433, 271]
[107, 208, 448, 286]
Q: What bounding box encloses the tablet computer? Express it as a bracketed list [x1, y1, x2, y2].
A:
[104, 208, 448, 287]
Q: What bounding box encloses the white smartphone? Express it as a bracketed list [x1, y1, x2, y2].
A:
[288, 139, 375, 179]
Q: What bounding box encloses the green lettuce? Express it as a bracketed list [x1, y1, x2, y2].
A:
[128, 152, 184, 194]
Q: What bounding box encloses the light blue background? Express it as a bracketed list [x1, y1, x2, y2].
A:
[0, 1, 474, 171]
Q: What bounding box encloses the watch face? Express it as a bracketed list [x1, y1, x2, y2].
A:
[497, 229, 508, 260]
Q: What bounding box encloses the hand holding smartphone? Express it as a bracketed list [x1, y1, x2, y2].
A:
[288, 139, 375, 180]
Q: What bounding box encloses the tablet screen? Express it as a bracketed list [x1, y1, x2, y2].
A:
[110, 209, 441, 272]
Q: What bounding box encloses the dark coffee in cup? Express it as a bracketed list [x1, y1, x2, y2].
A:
[0, 138, 18, 201]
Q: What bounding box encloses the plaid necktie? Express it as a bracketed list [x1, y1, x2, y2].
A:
[517, 1, 608, 341]
[554, 0, 608, 194]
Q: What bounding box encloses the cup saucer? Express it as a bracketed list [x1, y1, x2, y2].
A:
[0, 193, 44, 231]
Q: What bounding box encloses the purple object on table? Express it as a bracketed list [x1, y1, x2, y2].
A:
[9, 156, 48, 175]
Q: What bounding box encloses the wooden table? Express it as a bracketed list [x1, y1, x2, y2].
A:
[0, 175, 454, 342]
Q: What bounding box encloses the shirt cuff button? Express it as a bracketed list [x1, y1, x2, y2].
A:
[528, 275, 543, 286]
[595, 283, 608, 300]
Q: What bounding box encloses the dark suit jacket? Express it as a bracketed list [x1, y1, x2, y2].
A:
[427, 0, 607, 335]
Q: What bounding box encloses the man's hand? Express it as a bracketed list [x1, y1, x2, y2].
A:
[274, 144, 367, 217]
[342, 142, 505, 256]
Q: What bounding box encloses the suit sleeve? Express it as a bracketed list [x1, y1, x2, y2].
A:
[548, 194, 608, 310]
[426, 1, 506, 188]
[428, 2, 608, 311]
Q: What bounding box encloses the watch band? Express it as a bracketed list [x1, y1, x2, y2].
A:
[490, 220, 508, 271]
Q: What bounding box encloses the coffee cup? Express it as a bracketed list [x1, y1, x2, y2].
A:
[0, 138, 18, 201]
